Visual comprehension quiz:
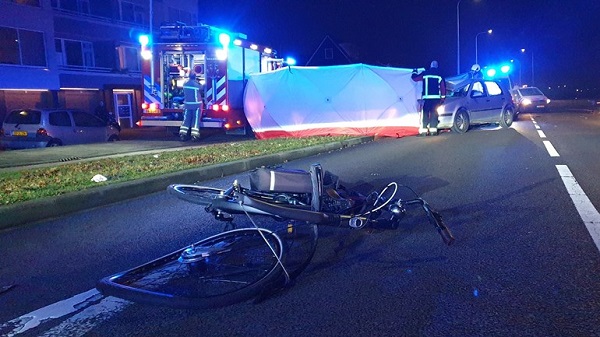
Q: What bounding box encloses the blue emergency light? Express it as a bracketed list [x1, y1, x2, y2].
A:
[285, 57, 297, 66]
[500, 64, 512, 74]
[218, 33, 231, 47]
[138, 34, 150, 46]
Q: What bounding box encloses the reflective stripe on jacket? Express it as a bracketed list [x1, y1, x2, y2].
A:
[412, 68, 446, 100]
[422, 75, 445, 99]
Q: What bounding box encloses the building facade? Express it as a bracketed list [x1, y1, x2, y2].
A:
[0, 0, 198, 127]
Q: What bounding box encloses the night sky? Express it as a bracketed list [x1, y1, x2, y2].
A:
[199, 0, 600, 95]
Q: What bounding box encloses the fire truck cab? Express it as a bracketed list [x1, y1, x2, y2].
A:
[139, 23, 281, 135]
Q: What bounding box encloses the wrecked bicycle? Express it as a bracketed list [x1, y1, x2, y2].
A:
[97, 164, 454, 309]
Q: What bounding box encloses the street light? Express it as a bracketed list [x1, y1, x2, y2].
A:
[475, 29, 492, 65]
[521, 48, 534, 85]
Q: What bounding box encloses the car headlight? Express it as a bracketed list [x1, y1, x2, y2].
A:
[546, 99, 551, 104]
[436, 105, 445, 114]
[522, 98, 532, 106]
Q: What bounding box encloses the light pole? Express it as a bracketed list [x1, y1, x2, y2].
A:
[521, 48, 534, 85]
[456, 0, 463, 74]
[475, 29, 492, 65]
[511, 59, 522, 87]
[149, 0, 155, 93]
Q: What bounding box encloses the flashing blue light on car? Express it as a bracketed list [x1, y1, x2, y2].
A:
[218, 33, 231, 47]
[285, 57, 297, 66]
[486, 68, 497, 77]
[138, 34, 150, 46]
[500, 65, 511, 73]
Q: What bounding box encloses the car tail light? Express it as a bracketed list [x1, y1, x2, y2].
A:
[221, 104, 230, 112]
[37, 128, 48, 137]
[141, 102, 149, 110]
[212, 104, 220, 111]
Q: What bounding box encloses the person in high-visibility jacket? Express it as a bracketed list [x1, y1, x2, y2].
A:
[411, 60, 446, 136]
[180, 72, 203, 141]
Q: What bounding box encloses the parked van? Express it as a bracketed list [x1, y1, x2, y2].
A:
[0, 109, 120, 149]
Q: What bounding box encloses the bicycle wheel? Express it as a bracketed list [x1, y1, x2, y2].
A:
[97, 228, 285, 309]
[274, 222, 319, 280]
[167, 184, 228, 206]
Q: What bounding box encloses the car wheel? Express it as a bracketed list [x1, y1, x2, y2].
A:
[108, 134, 120, 142]
[46, 139, 62, 147]
[499, 107, 514, 129]
[451, 109, 470, 134]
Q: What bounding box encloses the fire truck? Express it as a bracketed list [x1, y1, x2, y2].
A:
[138, 22, 281, 135]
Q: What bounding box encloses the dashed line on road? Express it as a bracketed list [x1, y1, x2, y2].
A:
[556, 165, 600, 252]
[531, 116, 600, 253]
[543, 140, 560, 157]
[531, 117, 560, 157]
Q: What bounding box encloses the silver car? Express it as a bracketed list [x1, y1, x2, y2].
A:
[511, 86, 550, 114]
[436, 77, 515, 134]
[0, 109, 120, 149]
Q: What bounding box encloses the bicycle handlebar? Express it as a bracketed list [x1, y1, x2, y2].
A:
[393, 198, 455, 246]
[433, 211, 455, 246]
[240, 191, 455, 246]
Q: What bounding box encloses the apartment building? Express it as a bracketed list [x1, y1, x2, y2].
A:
[0, 0, 198, 128]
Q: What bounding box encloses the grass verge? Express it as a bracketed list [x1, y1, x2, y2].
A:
[0, 136, 351, 206]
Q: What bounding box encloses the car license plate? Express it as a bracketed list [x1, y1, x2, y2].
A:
[11, 130, 27, 137]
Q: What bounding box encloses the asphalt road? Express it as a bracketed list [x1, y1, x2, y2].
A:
[1, 108, 600, 336]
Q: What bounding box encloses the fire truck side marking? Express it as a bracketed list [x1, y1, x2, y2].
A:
[143, 75, 162, 106]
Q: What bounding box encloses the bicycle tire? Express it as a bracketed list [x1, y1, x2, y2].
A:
[168, 184, 228, 206]
[274, 222, 319, 279]
[97, 228, 285, 309]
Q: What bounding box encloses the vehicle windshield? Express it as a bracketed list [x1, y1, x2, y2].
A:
[5, 110, 42, 124]
[520, 88, 543, 96]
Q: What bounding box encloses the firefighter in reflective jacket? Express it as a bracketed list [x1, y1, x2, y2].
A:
[180, 72, 203, 141]
[411, 60, 446, 136]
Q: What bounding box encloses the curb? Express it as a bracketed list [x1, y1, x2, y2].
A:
[0, 137, 373, 230]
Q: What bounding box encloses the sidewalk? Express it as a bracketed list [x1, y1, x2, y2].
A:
[0, 137, 373, 230]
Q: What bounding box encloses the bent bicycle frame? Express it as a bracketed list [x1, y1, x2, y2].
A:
[98, 166, 454, 309]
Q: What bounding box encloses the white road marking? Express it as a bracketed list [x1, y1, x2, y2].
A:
[537, 130, 546, 138]
[556, 165, 600, 252]
[543, 140, 560, 157]
[531, 116, 541, 129]
[0, 289, 130, 337]
[38, 296, 130, 337]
